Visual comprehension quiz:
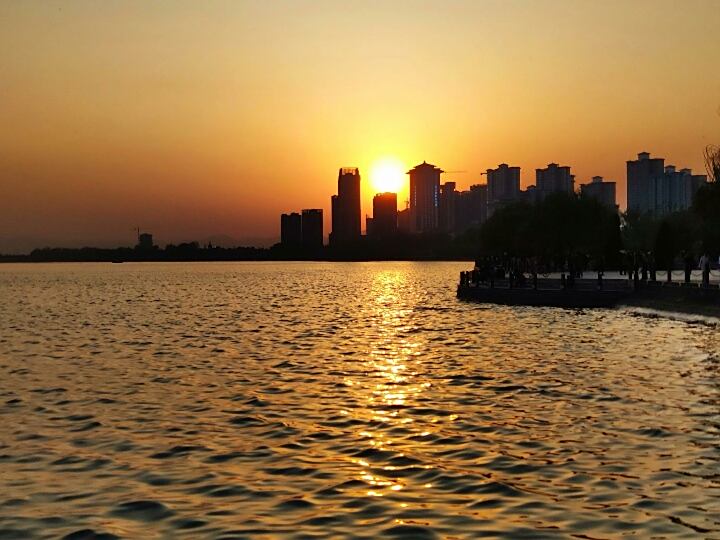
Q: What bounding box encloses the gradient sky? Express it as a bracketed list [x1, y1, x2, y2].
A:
[1, 0, 719, 252]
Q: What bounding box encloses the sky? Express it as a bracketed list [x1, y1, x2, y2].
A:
[1, 0, 719, 252]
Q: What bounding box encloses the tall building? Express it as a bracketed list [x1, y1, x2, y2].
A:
[536, 163, 574, 199]
[487, 164, 521, 217]
[370, 192, 398, 237]
[280, 212, 302, 247]
[580, 176, 617, 208]
[408, 161, 443, 233]
[397, 207, 411, 233]
[330, 167, 361, 246]
[627, 152, 707, 215]
[136, 232, 154, 250]
[627, 151, 665, 213]
[301, 209, 323, 250]
[439, 182, 457, 233]
[663, 167, 708, 213]
[456, 184, 488, 232]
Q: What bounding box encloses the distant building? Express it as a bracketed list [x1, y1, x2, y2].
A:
[580, 176, 617, 208]
[137, 232, 154, 250]
[439, 181, 489, 234]
[487, 164, 521, 217]
[370, 192, 398, 237]
[301, 209, 323, 250]
[408, 161, 443, 233]
[627, 152, 707, 215]
[439, 182, 457, 233]
[663, 166, 708, 213]
[535, 163, 574, 199]
[280, 212, 302, 247]
[397, 207, 411, 233]
[455, 184, 488, 232]
[522, 184, 539, 205]
[330, 167, 361, 246]
[627, 152, 665, 213]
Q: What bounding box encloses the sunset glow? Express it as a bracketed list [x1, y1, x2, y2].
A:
[369, 158, 406, 196]
[0, 1, 718, 251]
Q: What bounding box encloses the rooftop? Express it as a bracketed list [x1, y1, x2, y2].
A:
[407, 161, 443, 174]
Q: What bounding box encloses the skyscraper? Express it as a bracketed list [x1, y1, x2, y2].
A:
[580, 176, 617, 208]
[627, 152, 707, 215]
[536, 163, 574, 199]
[330, 167, 361, 246]
[408, 161, 443, 233]
[370, 192, 398, 237]
[439, 182, 457, 233]
[280, 212, 302, 248]
[627, 152, 665, 213]
[455, 184, 488, 233]
[301, 209, 323, 250]
[487, 164, 521, 217]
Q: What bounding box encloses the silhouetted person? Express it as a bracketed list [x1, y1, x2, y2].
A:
[699, 253, 711, 288]
[683, 253, 693, 284]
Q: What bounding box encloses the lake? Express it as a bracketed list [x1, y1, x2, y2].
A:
[0, 262, 718, 539]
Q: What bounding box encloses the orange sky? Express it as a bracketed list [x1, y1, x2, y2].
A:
[1, 0, 719, 252]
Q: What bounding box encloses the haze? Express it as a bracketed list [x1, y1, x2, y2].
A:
[1, 0, 719, 253]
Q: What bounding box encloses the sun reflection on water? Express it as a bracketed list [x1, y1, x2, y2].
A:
[342, 269, 435, 499]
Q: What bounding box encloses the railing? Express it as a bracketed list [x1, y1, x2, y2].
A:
[459, 270, 720, 291]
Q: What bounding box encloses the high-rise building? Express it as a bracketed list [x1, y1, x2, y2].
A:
[536, 163, 574, 199]
[397, 207, 411, 233]
[330, 167, 361, 246]
[301, 209, 323, 250]
[627, 152, 707, 215]
[280, 212, 302, 247]
[439, 182, 457, 233]
[136, 232, 154, 250]
[580, 176, 617, 208]
[407, 161, 443, 233]
[627, 151, 665, 213]
[662, 167, 708, 213]
[487, 164, 521, 217]
[456, 184, 488, 232]
[370, 192, 398, 237]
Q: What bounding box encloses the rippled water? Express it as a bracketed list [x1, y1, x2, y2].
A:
[0, 262, 719, 539]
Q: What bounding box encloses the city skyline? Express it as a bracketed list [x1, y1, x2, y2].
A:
[279, 150, 706, 251]
[1, 1, 719, 252]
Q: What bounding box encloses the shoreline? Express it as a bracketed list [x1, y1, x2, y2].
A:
[0, 257, 476, 264]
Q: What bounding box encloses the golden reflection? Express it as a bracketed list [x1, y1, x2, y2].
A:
[342, 269, 435, 500]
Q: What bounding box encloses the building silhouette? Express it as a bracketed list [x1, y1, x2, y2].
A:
[580, 176, 617, 207]
[280, 212, 302, 248]
[368, 192, 398, 237]
[397, 207, 411, 233]
[439, 182, 457, 233]
[627, 152, 664, 213]
[440, 182, 489, 234]
[136, 232, 154, 250]
[487, 164, 521, 217]
[408, 161, 443, 233]
[627, 152, 707, 215]
[536, 163, 574, 199]
[301, 209, 323, 250]
[456, 184, 488, 232]
[330, 167, 361, 246]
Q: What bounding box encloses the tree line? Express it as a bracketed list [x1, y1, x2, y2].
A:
[477, 176, 720, 275]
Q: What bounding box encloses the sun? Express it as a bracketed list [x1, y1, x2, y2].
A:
[369, 158, 405, 195]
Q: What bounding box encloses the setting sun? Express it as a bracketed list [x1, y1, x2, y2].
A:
[369, 158, 406, 195]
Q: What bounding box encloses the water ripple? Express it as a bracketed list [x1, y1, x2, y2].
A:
[0, 261, 718, 538]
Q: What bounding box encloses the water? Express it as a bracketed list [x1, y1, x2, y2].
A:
[0, 262, 718, 539]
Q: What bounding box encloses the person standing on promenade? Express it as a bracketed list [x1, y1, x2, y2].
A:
[699, 253, 711, 287]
